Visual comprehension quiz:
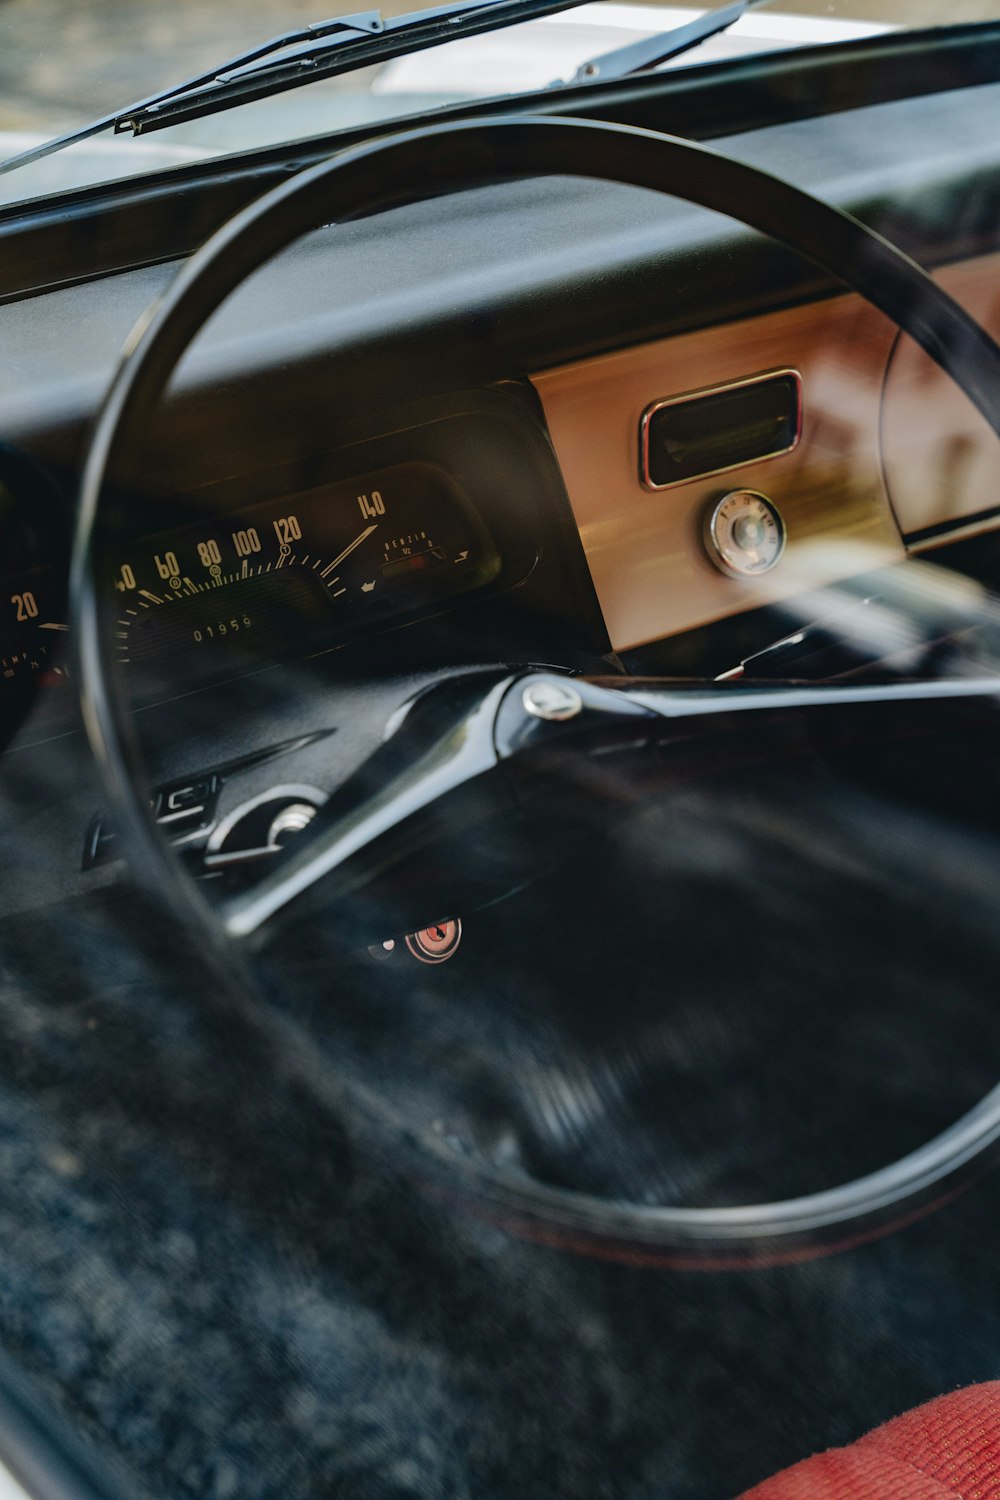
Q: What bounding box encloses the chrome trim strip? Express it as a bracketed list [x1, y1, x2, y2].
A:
[906, 509, 1000, 553]
[624, 674, 1000, 720]
[638, 366, 803, 492]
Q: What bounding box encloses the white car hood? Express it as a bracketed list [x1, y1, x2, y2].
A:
[376, 3, 893, 98]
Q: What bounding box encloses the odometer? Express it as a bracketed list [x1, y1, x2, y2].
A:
[113, 461, 499, 691]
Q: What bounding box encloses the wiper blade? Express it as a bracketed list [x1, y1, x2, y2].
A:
[569, 0, 773, 84]
[0, 0, 601, 177]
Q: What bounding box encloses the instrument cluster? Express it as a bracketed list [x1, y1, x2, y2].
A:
[0, 389, 582, 750]
[0, 444, 507, 736]
[112, 459, 500, 697]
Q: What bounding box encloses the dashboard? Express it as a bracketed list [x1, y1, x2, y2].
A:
[0, 59, 996, 914]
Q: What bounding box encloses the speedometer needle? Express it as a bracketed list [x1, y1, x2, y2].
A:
[324, 524, 378, 575]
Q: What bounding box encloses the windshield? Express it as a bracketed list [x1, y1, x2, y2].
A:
[0, 0, 996, 209]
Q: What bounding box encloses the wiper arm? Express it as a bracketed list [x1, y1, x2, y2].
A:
[569, 0, 773, 84]
[0, 10, 370, 178]
[0, 0, 602, 177]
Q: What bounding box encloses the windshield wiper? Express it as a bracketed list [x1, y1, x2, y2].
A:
[0, 0, 600, 179]
[568, 0, 773, 83]
[0, 0, 772, 181]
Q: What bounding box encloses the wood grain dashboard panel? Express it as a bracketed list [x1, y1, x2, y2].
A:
[882, 251, 1000, 546]
[532, 294, 906, 652]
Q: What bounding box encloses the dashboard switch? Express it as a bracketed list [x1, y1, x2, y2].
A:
[162, 779, 212, 814]
[154, 774, 219, 829]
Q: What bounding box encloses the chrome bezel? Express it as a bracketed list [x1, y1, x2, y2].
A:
[704, 489, 787, 578]
[639, 367, 803, 493]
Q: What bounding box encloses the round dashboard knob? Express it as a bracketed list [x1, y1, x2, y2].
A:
[704, 489, 786, 577]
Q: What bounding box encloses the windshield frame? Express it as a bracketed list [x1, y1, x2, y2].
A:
[0, 19, 996, 300]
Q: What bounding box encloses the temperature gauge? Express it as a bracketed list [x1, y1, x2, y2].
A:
[705, 489, 786, 577]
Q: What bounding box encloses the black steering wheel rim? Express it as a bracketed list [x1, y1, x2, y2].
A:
[71, 113, 1000, 1266]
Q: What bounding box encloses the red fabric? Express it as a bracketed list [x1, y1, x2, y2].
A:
[739, 1384, 1000, 1499]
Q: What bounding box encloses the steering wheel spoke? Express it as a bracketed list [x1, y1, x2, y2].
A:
[221, 665, 1000, 946]
[220, 669, 516, 942]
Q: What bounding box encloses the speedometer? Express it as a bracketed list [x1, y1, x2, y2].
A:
[113, 461, 499, 690]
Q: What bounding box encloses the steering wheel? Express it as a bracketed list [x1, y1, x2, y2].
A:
[72, 115, 1000, 1267]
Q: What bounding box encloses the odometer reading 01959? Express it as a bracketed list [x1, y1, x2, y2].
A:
[113, 461, 499, 686]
